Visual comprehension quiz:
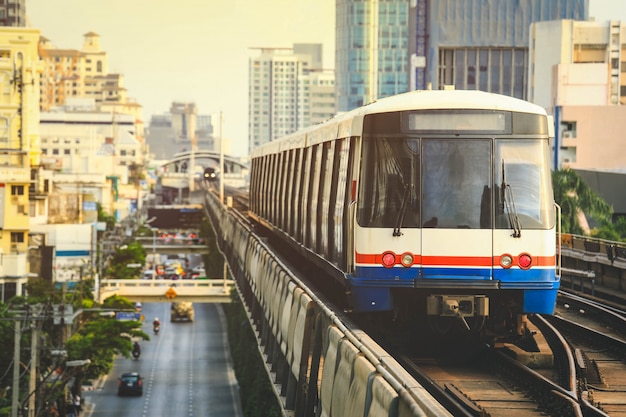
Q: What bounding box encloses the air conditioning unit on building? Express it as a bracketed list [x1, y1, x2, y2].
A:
[10, 243, 19, 253]
[562, 131, 574, 139]
[11, 195, 19, 203]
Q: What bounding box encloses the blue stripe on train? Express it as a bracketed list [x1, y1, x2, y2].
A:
[353, 265, 557, 282]
[348, 266, 560, 314]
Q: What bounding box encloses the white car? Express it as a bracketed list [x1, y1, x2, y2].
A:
[191, 265, 206, 277]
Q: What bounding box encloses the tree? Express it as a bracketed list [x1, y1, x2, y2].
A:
[97, 202, 116, 231]
[63, 295, 149, 397]
[552, 168, 612, 235]
[106, 242, 146, 280]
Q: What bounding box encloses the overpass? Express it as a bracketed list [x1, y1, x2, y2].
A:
[135, 237, 209, 255]
[98, 278, 235, 303]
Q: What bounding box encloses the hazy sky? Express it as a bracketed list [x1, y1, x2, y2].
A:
[25, 0, 625, 157]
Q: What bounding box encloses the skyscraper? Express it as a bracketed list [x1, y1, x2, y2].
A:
[425, 0, 588, 99]
[336, 0, 588, 112]
[335, 0, 409, 112]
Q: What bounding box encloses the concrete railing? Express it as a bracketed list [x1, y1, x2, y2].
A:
[204, 191, 451, 417]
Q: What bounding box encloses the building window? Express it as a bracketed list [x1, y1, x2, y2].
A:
[439, 47, 527, 99]
[11, 185, 24, 196]
[0, 116, 8, 144]
[11, 232, 24, 243]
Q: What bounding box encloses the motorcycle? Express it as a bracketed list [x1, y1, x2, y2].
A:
[153, 323, 160, 335]
[131, 343, 141, 359]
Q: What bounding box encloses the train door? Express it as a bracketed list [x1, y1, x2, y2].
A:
[420, 139, 494, 281]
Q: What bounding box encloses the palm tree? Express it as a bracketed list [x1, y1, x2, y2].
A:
[552, 168, 612, 235]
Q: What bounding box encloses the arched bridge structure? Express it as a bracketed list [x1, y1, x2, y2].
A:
[156, 151, 249, 198]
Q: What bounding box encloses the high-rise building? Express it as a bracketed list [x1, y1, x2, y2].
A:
[336, 0, 588, 112]
[38, 31, 141, 118]
[335, 0, 409, 112]
[309, 69, 335, 126]
[248, 44, 335, 153]
[146, 102, 217, 160]
[0, 0, 26, 27]
[530, 19, 626, 169]
[423, 0, 588, 99]
[0, 27, 41, 301]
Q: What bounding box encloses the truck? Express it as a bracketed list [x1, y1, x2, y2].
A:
[170, 301, 194, 322]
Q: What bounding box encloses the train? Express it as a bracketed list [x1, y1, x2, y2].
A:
[248, 89, 560, 337]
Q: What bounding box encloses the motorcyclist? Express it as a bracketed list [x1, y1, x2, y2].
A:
[132, 341, 141, 358]
[153, 317, 160, 333]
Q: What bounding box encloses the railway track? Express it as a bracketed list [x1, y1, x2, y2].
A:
[549, 291, 626, 416]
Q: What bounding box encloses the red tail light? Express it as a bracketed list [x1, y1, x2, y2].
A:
[518, 253, 532, 269]
[381, 252, 396, 267]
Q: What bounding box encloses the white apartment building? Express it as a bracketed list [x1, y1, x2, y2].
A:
[248, 44, 336, 153]
[309, 70, 336, 126]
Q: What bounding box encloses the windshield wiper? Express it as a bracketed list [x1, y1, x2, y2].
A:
[393, 183, 411, 236]
[501, 159, 522, 238]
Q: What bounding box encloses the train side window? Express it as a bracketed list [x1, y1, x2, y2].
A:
[357, 136, 421, 228]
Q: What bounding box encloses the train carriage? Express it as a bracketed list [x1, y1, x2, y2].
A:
[249, 89, 560, 336]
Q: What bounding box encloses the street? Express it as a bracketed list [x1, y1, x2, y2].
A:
[83, 302, 243, 416]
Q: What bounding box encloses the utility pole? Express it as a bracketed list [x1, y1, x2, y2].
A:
[28, 326, 38, 417]
[11, 321, 20, 417]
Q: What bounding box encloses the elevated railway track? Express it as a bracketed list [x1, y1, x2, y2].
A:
[193, 183, 626, 416]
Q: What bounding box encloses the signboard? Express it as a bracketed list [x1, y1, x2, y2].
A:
[147, 206, 204, 229]
[116, 312, 142, 321]
[165, 287, 177, 299]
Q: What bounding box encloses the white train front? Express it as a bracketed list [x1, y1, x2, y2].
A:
[249, 89, 559, 336]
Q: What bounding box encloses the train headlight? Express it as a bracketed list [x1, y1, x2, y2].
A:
[400, 253, 414, 267]
[518, 253, 532, 269]
[500, 255, 513, 268]
[381, 252, 396, 268]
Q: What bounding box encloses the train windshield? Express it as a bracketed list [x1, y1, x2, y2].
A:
[421, 139, 492, 229]
[358, 130, 554, 230]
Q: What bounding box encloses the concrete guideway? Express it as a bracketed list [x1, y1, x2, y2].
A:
[98, 279, 235, 303]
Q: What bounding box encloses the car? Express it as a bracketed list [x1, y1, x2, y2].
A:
[190, 266, 206, 278]
[191, 265, 206, 275]
[118, 372, 143, 396]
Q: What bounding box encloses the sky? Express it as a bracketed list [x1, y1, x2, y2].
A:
[25, 0, 626, 157]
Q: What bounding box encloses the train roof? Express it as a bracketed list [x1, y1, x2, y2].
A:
[250, 90, 548, 158]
